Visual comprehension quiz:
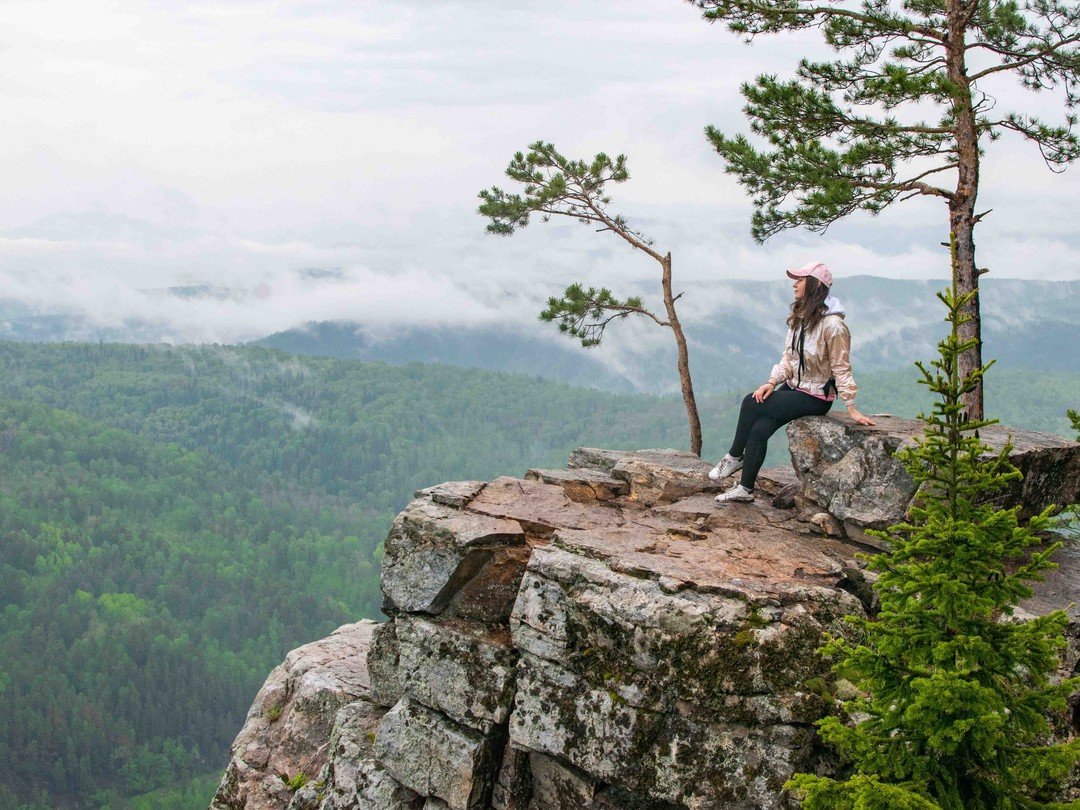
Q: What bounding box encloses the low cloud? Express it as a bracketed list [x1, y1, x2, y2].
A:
[2, 0, 1077, 344]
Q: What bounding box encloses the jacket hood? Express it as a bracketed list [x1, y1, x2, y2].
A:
[823, 295, 845, 317]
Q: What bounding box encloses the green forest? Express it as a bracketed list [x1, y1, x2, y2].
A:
[0, 341, 1076, 808]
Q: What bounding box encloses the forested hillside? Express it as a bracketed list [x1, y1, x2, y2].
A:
[0, 341, 1075, 808]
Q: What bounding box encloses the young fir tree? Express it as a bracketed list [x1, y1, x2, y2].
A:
[788, 287, 1080, 809]
[478, 141, 703, 456]
[689, 0, 1080, 420]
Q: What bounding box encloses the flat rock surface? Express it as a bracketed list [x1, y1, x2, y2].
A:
[549, 524, 857, 604]
[467, 476, 629, 539]
[830, 413, 1077, 452]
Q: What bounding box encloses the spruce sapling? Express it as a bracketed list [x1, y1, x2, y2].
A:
[788, 288, 1080, 809]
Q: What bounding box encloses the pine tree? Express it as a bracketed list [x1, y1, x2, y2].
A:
[478, 141, 704, 456]
[788, 286, 1080, 809]
[689, 0, 1080, 419]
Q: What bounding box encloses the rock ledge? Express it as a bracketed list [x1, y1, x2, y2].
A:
[215, 416, 1080, 809]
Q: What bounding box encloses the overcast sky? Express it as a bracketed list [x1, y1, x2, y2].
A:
[2, 0, 1078, 342]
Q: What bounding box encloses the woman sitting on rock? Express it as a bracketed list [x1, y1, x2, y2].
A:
[711, 261, 875, 504]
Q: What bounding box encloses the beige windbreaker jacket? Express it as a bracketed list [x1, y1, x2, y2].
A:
[767, 297, 858, 405]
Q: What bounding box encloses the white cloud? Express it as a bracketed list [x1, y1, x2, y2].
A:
[1, 0, 1077, 340]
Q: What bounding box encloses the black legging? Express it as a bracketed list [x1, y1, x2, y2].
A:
[728, 384, 832, 490]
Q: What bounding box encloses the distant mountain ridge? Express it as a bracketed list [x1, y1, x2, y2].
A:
[2, 277, 1076, 393]
[255, 277, 1080, 393]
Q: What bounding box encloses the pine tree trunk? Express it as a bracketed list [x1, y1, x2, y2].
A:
[947, 0, 985, 420]
[661, 252, 703, 457]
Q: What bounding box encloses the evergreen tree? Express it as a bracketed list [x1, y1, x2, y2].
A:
[690, 0, 1080, 419]
[788, 287, 1080, 808]
[477, 141, 704, 456]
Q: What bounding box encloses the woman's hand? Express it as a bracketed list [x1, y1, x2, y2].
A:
[847, 403, 875, 426]
[752, 383, 775, 403]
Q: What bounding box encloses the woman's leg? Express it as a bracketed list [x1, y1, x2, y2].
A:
[738, 389, 831, 490]
[728, 392, 764, 459]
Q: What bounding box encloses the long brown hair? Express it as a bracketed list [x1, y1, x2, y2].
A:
[787, 276, 830, 333]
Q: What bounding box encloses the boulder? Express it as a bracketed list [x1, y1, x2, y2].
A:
[507, 527, 864, 809]
[396, 616, 517, 731]
[211, 621, 379, 810]
[570, 448, 722, 505]
[381, 496, 526, 617]
[788, 414, 1080, 545]
[373, 697, 501, 810]
[524, 467, 629, 503]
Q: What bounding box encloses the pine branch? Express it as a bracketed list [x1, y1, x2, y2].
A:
[539, 283, 665, 347]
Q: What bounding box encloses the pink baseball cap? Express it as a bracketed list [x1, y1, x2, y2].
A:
[786, 261, 832, 288]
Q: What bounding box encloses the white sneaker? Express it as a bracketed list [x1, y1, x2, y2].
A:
[715, 484, 754, 504]
[708, 453, 744, 481]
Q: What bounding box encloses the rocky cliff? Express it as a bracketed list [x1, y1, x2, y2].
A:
[212, 415, 1080, 810]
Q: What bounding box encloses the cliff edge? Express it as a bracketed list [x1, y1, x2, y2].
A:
[212, 414, 1080, 810]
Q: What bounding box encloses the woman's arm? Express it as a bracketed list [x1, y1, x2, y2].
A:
[825, 319, 874, 426]
[767, 330, 794, 388]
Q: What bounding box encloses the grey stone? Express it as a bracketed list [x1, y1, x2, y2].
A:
[286, 700, 385, 809]
[212, 621, 378, 810]
[568, 448, 723, 505]
[567, 447, 628, 473]
[511, 547, 856, 713]
[381, 497, 525, 615]
[506, 540, 860, 808]
[356, 762, 425, 810]
[527, 753, 597, 809]
[374, 697, 501, 810]
[510, 654, 814, 809]
[788, 414, 1080, 538]
[368, 621, 404, 709]
[611, 450, 721, 505]
[788, 416, 914, 534]
[525, 467, 629, 502]
[414, 481, 487, 509]
[396, 616, 517, 731]
[491, 746, 531, 810]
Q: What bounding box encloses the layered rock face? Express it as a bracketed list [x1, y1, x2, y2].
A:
[214, 415, 1080, 810]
